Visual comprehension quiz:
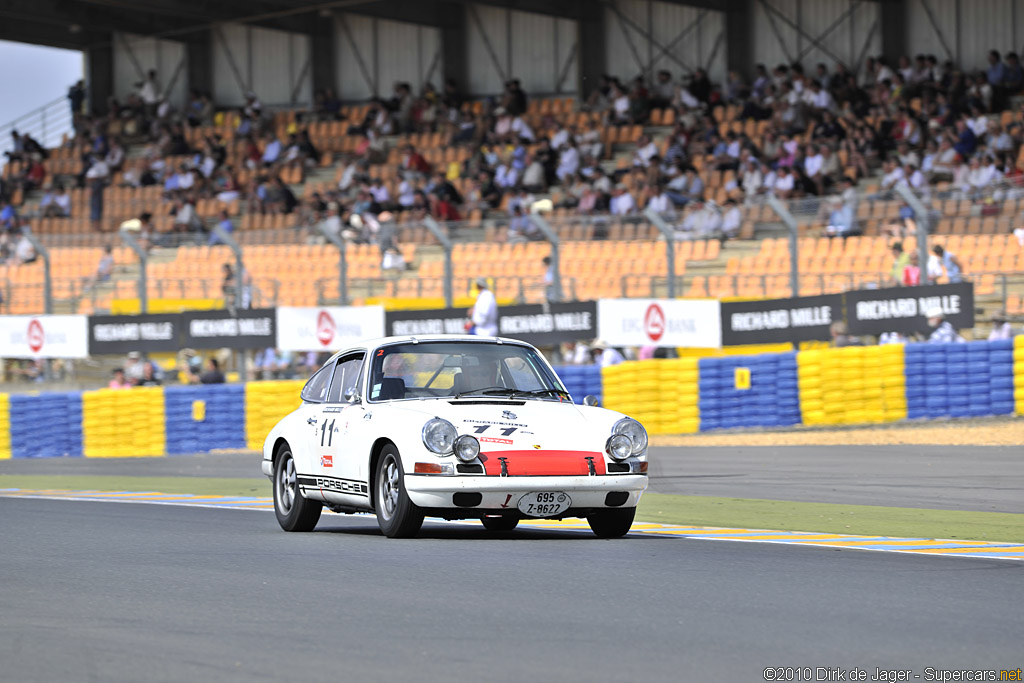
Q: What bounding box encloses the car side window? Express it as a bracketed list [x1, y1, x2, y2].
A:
[327, 354, 364, 403]
[300, 362, 334, 404]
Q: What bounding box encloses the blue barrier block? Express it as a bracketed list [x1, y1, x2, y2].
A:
[10, 392, 83, 459]
[164, 384, 246, 455]
[991, 402, 1015, 415]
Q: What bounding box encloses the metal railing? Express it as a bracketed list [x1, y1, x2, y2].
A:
[0, 95, 75, 168]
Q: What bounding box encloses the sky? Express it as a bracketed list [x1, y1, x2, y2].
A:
[0, 40, 84, 147]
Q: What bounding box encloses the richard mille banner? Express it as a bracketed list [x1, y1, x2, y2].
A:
[844, 283, 974, 336]
[181, 308, 276, 349]
[88, 314, 182, 354]
[720, 294, 841, 345]
[384, 302, 598, 346]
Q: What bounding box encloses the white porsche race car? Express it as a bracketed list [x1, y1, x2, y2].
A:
[261, 335, 649, 538]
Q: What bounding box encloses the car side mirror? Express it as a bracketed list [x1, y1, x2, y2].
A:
[583, 395, 599, 406]
[344, 388, 361, 404]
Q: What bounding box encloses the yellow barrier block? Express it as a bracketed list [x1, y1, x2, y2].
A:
[602, 359, 698, 435]
[245, 380, 304, 451]
[0, 393, 10, 460]
[798, 345, 907, 426]
[82, 387, 166, 458]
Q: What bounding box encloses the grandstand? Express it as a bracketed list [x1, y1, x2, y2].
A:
[2, 0, 1024, 324]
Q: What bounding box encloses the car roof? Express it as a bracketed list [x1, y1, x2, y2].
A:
[327, 334, 536, 362]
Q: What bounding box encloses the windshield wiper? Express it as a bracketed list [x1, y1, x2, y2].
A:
[520, 388, 572, 400]
[454, 386, 521, 399]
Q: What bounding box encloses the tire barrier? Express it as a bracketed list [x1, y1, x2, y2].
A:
[602, 359, 701, 435]
[83, 387, 165, 458]
[164, 385, 247, 455]
[798, 345, 906, 426]
[699, 353, 801, 431]
[1016, 336, 1024, 416]
[0, 342, 1019, 459]
[554, 365, 603, 406]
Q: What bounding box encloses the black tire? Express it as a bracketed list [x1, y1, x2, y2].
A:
[273, 444, 322, 532]
[374, 445, 424, 538]
[481, 516, 519, 532]
[587, 507, 636, 538]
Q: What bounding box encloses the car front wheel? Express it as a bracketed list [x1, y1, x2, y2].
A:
[587, 507, 635, 538]
[374, 445, 424, 538]
[273, 444, 322, 532]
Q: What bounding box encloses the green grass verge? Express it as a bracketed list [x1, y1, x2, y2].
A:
[3, 475, 1021, 544]
[0, 475, 268, 498]
[636, 492, 1024, 544]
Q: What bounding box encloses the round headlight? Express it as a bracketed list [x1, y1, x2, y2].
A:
[612, 417, 648, 455]
[422, 418, 457, 455]
[453, 435, 481, 462]
[606, 434, 632, 461]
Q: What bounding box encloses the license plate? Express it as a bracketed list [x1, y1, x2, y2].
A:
[517, 491, 571, 517]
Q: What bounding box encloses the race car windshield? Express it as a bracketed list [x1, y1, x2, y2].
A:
[368, 342, 568, 402]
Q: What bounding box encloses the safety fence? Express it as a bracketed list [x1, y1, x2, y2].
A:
[0, 340, 1021, 459]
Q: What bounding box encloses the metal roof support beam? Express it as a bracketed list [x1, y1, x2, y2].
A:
[793, 0, 864, 65]
[854, 19, 879, 76]
[555, 41, 578, 94]
[758, 0, 848, 69]
[647, 9, 708, 77]
[758, 0, 795, 65]
[725, 0, 754, 80]
[606, 0, 647, 75]
[604, 0, 694, 76]
[337, 13, 377, 96]
[214, 26, 250, 100]
[467, 3, 508, 86]
[916, 0, 955, 64]
[116, 31, 148, 82]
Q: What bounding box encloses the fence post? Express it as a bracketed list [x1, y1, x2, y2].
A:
[526, 214, 562, 302]
[120, 228, 148, 313]
[767, 196, 800, 297]
[21, 226, 52, 314]
[422, 217, 454, 308]
[893, 184, 931, 287]
[317, 224, 348, 305]
[212, 224, 245, 309]
[644, 208, 676, 298]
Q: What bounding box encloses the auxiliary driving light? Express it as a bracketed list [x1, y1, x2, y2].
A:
[453, 434, 481, 462]
[606, 434, 632, 461]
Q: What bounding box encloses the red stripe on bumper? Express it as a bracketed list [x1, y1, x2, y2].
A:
[479, 450, 606, 476]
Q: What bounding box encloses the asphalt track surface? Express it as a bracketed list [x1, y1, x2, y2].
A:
[2, 496, 1022, 683]
[3, 444, 1022, 512]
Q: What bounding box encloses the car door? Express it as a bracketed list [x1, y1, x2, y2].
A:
[317, 352, 370, 504]
[297, 360, 334, 474]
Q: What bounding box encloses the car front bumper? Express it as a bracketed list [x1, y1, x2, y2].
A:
[404, 473, 648, 511]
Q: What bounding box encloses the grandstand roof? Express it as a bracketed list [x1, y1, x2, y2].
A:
[2, 0, 754, 51]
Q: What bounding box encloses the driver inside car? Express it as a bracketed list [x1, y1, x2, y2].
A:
[451, 358, 502, 395]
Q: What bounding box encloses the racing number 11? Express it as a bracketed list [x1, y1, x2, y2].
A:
[320, 419, 336, 447]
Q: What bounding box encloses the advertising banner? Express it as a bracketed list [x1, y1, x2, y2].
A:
[385, 308, 469, 337]
[88, 314, 182, 355]
[844, 283, 974, 336]
[597, 299, 722, 348]
[385, 302, 598, 346]
[0, 315, 89, 358]
[496, 301, 597, 346]
[275, 306, 385, 352]
[720, 294, 841, 345]
[181, 308, 276, 349]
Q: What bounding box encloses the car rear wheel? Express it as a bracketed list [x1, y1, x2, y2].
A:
[587, 507, 635, 538]
[374, 445, 424, 538]
[273, 444, 322, 532]
[481, 515, 519, 532]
